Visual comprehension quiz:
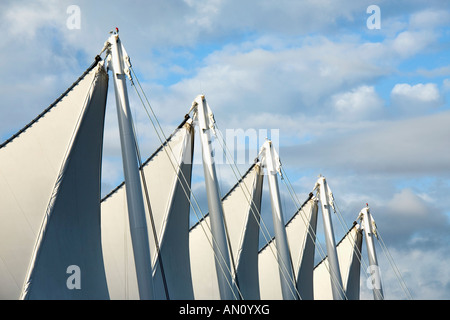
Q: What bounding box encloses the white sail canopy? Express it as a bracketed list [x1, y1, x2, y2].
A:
[0, 60, 109, 299]
[258, 196, 319, 300]
[101, 118, 195, 300]
[189, 163, 264, 300]
[0, 30, 387, 301]
[313, 224, 363, 300]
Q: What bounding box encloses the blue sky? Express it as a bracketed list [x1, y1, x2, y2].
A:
[1, 0, 450, 300]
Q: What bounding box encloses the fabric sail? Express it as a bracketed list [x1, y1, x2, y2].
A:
[100, 118, 195, 300]
[0, 54, 369, 301]
[258, 196, 319, 300]
[0, 59, 109, 299]
[313, 224, 363, 300]
[189, 163, 264, 300]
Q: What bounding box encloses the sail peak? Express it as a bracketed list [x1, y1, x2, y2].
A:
[0, 58, 104, 150]
[0, 31, 398, 301]
[0, 58, 109, 299]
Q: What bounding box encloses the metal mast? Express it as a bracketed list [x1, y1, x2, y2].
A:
[191, 95, 235, 300]
[259, 140, 297, 300]
[106, 29, 154, 300]
[359, 206, 384, 300]
[315, 176, 345, 300]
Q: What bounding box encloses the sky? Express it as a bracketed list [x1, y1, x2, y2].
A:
[1, 0, 449, 300]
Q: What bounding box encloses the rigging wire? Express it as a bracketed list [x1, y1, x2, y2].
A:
[279, 167, 348, 300]
[128, 86, 170, 300]
[281, 172, 348, 299]
[212, 124, 302, 300]
[376, 230, 414, 300]
[214, 151, 242, 297]
[331, 197, 373, 297]
[19, 71, 99, 300]
[128, 65, 411, 301]
[333, 198, 412, 300]
[332, 199, 380, 298]
[280, 170, 328, 261]
[321, 188, 387, 300]
[123, 188, 129, 300]
[129, 65, 323, 300]
[129, 67, 243, 300]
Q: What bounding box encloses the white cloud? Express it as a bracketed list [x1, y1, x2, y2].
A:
[387, 189, 432, 219]
[366, 245, 450, 300]
[409, 8, 450, 30]
[443, 79, 450, 92]
[331, 85, 384, 120]
[183, 0, 222, 29]
[417, 65, 450, 78]
[391, 30, 437, 58]
[392, 83, 440, 102]
[391, 83, 443, 114]
[284, 110, 450, 176]
[147, 36, 396, 129]
[1, 0, 61, 39]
